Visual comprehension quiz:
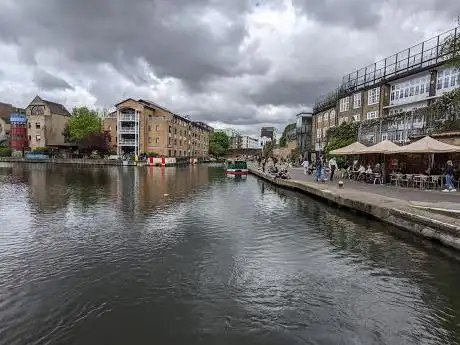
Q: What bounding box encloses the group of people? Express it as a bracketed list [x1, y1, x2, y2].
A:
[301, 156, 338, 183]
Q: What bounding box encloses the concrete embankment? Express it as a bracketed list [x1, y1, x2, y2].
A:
[249, 167, 460, 251]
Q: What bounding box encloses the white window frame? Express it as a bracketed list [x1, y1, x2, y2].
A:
[353, 93, 361, 108]
[368, 87, 380, 105]
[381, 134, 388, 141]
[339, 97, 350, 112]
[353, 114, 361, 122]
[366, 111, 378, 120]
[329, 110, 336, 119]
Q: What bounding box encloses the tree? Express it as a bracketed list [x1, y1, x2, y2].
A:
[209, 132, 230, 157]
[279, 123, 296, 147]
[262, 140, 274, 158]
[324, 121, 359, 167]
[441, 31, 460, 68]
[78, 131, 110, 155]
[66, 106, 102, 142]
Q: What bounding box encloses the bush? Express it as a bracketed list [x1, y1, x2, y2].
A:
[33, 147, 51, 153]
[146, 151, 160, 157]
[0, 148, 12, 157]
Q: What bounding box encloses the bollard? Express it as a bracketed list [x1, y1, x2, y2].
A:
[338, 181, 344, 188]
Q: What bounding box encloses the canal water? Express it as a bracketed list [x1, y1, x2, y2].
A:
[1, 163, 460, 345]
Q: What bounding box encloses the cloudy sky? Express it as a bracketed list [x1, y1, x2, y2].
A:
[0, 0, 459, 136]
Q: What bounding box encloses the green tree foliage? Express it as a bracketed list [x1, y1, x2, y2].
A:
[209, 132, 230, 157]
[279, 123, 296, 147]
[65, 106, 102, 142]
[324, 122, 359, 166]
[262, 140, 274, 158]
[0, 147, 12, 157]
[441, 32, 460, 68]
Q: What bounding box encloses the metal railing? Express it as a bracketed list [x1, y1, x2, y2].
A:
[119, 113, 137, 121]
[119, 127, 136, 134]
[118, 139, 136, 145]
[314, 25, 459, 114]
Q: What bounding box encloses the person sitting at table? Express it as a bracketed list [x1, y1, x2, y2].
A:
[365, 165, 373, 183]
[357, 165, 366, 181]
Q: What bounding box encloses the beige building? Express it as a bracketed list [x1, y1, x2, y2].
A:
[103, 98, 212, 158]
[313, 107, 337, 152]
[26, 96, 71, 150]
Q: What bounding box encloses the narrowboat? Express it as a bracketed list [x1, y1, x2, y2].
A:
[225, 160, 248, 177]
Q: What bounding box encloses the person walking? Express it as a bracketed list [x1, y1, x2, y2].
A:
[328, 156, 337, 181]
[301, 159, 309, 175]
[315, 157, 323, 183]
[443, 160, 456, 192]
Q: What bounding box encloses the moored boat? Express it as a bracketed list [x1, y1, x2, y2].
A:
[225, 160, 248, 177]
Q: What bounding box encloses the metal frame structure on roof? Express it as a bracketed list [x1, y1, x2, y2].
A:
[314, 25, 460, 114]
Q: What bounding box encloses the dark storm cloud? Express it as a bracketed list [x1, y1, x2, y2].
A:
[0, 0, 267, 88]
[249, 78, 338, 106]
[33, 69, 73, 91]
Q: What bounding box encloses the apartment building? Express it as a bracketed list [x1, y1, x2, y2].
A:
[312, 25, 460, 148]
[103, 98, 212, 158]
[241, 135, 259, 149]
[26, 96, 71, 150]
[296, 112, 313, 159]
[260, 127, 276, 140]
[313, 107, 337, 152]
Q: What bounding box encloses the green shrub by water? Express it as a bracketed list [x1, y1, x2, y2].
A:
[0, 148, 12, 157]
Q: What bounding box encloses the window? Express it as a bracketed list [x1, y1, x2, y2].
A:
[156, 137, 160, 144]
[156, 125, 159, 131]
[148, 137, 152, 143]
[382, 134, 388, 141]
[353, 93, 362, 108]
[28, 135, 31, 142]
[330, 110, 336, 119]
[339, 97, 350, 112]
[168, 126, 172, 133]
[148, 126, 151, 132]
[168, 137, 171, 145]
[322, 128, 327, 137]
[318, 116, 322, 123]
[353, 114, 361, 122]
[367, 111, 378, 120]
[36, 135, 41, 141]
[35, 122, 41, 129]
[28, 123, 31, 129]
[368, 87, 380, 105]
[437, 68, 460, 91]
[323, 113, 328, 122]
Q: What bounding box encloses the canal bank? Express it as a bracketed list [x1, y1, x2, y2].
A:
[249, 167, 460, 251]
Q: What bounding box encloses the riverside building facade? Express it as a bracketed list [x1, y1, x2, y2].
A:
[312, 25, 460, 150]
[103, 98, 212, 158]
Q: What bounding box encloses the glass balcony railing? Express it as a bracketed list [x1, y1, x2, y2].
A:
[119, 113, 137, 121]
[119, 127, 136, 134]
[118, 139, 136, 145]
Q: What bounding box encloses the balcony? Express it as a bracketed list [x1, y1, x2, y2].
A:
[119, 127, 136, 134]
[119, 113, 137, 122]
[118, 139, 136, 146]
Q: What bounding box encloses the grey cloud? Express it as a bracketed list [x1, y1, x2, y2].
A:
[0, 0, 266, 88]
[292, 0, 460, 29]
[248, 78, 338, 106]
[33, 69, 73, 91]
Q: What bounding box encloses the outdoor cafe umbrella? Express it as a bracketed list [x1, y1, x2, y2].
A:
[329, 142, 367, 156]
[359, 140, 400, 154]
[393, 136, 460, 153]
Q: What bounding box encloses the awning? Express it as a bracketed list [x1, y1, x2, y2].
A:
[329, 141, 367, 155]
[359, 140, 400, 154]
[394, 136, 460, 154]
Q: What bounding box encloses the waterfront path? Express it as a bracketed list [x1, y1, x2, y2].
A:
[249, 166, 460, 250]
[288, 167, 460, 207]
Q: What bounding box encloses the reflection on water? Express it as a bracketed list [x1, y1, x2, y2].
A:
[1, 163, 460, 345]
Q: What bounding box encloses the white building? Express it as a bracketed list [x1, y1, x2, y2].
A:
[259, 136, 272, 148]
[240, 135, 259, 149]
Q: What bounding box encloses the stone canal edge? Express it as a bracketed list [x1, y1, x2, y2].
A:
[249, 167, 460, 251]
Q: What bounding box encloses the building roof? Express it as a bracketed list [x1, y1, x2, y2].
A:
[42, 99, 71, 116]
[0, 102, 26, 124]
